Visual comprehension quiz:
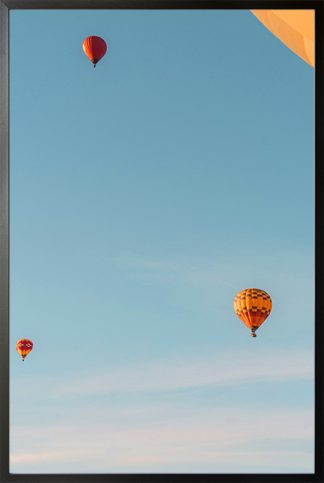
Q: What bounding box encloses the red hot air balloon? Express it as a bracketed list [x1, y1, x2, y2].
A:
[82, 36, 107, 67]
[16, 338, 33, 361]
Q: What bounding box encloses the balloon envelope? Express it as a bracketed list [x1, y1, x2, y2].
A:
[233, 288, 272, 337]
[251, 10, 314, 67]
[82, 36, 107, 66]
[16, 338, 33, 360]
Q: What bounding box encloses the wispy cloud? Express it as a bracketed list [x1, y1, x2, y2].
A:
[10, 407, 314, 473]
[10, 349, 313, 403]
[109, 250, 313, 288]
[10, 348, 314, 473]
[50, 348, 313, 397]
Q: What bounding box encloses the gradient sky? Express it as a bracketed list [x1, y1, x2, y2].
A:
[9, 9, 314, 474]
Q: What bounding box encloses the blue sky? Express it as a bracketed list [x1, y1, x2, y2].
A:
[9, 9, 314, 473]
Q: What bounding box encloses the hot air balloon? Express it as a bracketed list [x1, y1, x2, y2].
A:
[82, 36, 107, 67]
[251, 10, 314, 67]
[16, 338, 33, 361]
[233, 288, 272, 337]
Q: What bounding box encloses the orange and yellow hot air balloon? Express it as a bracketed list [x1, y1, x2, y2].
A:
[233, 288, 272, 337]
[16, 338, 33, 361]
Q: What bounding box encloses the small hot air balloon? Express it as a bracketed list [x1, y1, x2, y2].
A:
[16, 338, 33, 361]
[233, 288, 272, 337]
[82, 36, 107, 68]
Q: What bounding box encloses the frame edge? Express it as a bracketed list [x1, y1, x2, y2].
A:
[0, 1, 9, 482]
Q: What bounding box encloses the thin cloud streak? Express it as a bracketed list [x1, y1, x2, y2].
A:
[10, 349, 313, 400]
[56, 349, 313, 396]
[109, 251, 313, 287]
[11, 408, 313, 473]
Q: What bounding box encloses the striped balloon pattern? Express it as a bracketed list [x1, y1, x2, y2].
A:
[233, 288, 272, 337]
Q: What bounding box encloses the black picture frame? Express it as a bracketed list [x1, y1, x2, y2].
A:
[0, 1, 323, 481]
